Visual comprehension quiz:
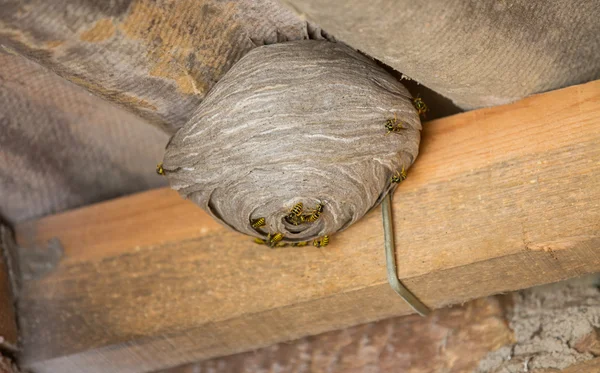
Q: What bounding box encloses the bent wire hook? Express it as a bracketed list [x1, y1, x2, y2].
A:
[381, 193, 431, 317]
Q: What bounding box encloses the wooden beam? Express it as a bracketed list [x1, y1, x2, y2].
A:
[14, 80, 600, 372]
[538, 358, 600, 373]
[0, 354, 23, 373]
[0, 51, 168, 225]
[280, 0, 600, 110]
[0, 0, 318, 133]
[157, 275, 600, 373]
[161, 358, 600, 373]
[160, 297, 514, 373]
[0, 225, 18, 353]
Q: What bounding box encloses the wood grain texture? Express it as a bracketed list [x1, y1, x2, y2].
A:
[0, 225, 18, 351]
[0, 355, 22, 373]
[161, 297, 513, 373]
[13, 80, 600, 373]
[0, 51, 168, 225]
[561, 359, 600, 373]
[281, 0, 600, 110]
[534, 358, 600, 373]
[0, 0, 325, 133]
[151, 276, 600, 373]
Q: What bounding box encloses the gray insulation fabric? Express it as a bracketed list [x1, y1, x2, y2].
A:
[163, 40, 421, 242]
[280, 0, 600, 109]
[0, 52, 168, 224]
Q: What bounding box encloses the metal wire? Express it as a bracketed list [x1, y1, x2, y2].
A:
[382, 193, 431, 317]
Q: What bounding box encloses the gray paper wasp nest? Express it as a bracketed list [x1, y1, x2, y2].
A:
[163, 40, 421, 244]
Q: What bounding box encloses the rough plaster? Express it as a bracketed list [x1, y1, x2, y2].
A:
[477, 275, 600, 372]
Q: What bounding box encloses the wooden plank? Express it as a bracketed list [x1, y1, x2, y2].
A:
[562, 358, 600, 373]
[537, 358, 600, 373]
[163, 358, 600, 373]
[0, 354, 23, 373]
[13, 80, 600, 372]
[159, 275, 600, 373]
[160, 297, 513, 373]
[0, 51, 168, 225]
[0, 0, 319, 133]
[280, 0, 600, 110]
[0, 225, 18, 352]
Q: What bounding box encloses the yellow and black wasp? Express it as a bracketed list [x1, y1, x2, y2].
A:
[385, 112, 405, 135]
[286, 202, 304, 225]
[268, 232, 285, 247]
[413, 95, 428, 117]
[313, 235, 329, 248]
[304, 203, 324, 223]
[156, 162, 165, 176]
[254, 236, 287, 247]
[251, 217, 266, 229]
[391, 167, 407, 183]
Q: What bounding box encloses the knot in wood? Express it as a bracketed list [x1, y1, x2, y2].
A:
[163, 40, 421, 243]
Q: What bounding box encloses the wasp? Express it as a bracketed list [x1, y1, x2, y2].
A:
[287, 214, 306, 226]
[156, 163, 165, 176]
[313, 235, 329, 248]
[391, 167, 407, 183]
[286, 202, 305, 225]
[251, 217, 266, 229]
[305, 203, 324, 223]
[254, 236, 287, 247]
[291, 241, 308, 247]
[385, 112, 405, 135]
[268, 232, 284, 247]
[288, 202, 303, 219]
[413, 95, 428, 117]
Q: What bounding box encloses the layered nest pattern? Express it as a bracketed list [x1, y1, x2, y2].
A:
[163, 40, 421, 243]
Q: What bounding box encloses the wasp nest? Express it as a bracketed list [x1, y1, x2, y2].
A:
[162, 40, 421, 244]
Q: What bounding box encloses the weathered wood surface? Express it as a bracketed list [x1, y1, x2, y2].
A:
[0, 51, 168, 224]
[0, 225, 18, 352]
[161, 297, 513, 373]
[159, 275, 600, 373]
[281, 0, 600, 110]
[535, 358, 600, 373]
[0, 0, 323, 133]
[0, 355, 22, 373]
[13, 80, 600, 373]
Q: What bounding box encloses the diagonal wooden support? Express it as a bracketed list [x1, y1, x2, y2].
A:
[0, 0, 319, 133]
[13, 80, 600, 373]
